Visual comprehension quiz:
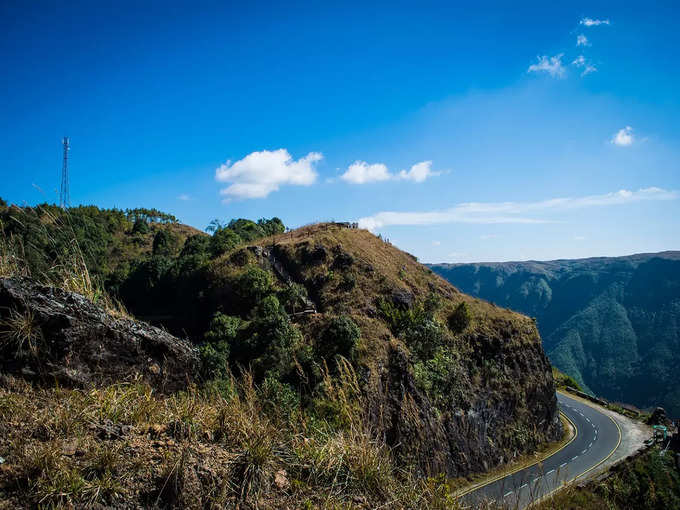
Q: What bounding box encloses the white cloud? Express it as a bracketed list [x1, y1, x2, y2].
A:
[357, 188, 677, 230]
[397, 161, 440, 182]
[341, 160, 439, 184]
[215, 149, 322, 200]
[572, 55, 597, 76]
[341, 161, 391, 184]
[432, 240, 441, 246]
[528, 54, 565, 78]
[577, 34, 590, 46]
[580, 17, 610, 26]
[581, 65, 597, 76]
[480, 234, 499, 240]
[611, 126, 634, 146]
[573, 236, 587, 241]
[177, 194, 191, 201]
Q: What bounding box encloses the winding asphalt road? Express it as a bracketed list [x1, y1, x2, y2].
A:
[462, 392, 621, 509]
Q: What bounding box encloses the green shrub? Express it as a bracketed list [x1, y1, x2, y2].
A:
[238, 295, 304, 380]
[209, 228, 241, 258]
[259, 375, 300, 419]
[227, 218, 265, 242]
[279, 283, 309, 313]
[402, 319, 448, 360]
[341, 273, 356, 291]
[447, 302, 471, 334]
[236, 266, 274, 309]
[413, 347, 458, 406]
[152, 230, 179, 257]
[377, 297, 426, 336]
[319, 315, 360, 362]
[200, 313, 241, 379]
[200, 343, 230, 380]
[423, 292, 442, 318]
[131, 218, 149, 235]
[562, 374, 583, 392]
[204, 313, 241, 345]
[257, 217, 285, 236]
[180, 234, 209, 258]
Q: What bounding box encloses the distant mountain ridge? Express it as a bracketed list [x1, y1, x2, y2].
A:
[429, 251, 680, 416]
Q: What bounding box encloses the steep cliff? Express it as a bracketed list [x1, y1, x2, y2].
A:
[203, 223, 562, 477]
[0, 221, 563, 508]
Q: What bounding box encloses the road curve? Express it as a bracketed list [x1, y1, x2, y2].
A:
[462, 392, 621, 509]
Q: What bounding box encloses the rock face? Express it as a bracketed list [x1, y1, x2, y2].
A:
[365, 327, 561, 477]
[251, 224, 562, 477]
[0, 278, 199, 392]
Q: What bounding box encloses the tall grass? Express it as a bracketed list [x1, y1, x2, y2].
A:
[0, 208, 127, 316]
[0, 221, 27, 278]
[0, 361, 475, 509]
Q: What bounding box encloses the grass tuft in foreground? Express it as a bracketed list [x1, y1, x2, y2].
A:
[0, 365, 471, 509]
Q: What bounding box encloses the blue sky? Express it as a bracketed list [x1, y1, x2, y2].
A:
[2, 0, 679, 262]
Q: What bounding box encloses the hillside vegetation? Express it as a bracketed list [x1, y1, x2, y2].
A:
[430, 252, 680, 416]
[0, 202, 562, 508]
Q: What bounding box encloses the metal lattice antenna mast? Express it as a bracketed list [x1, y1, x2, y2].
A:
[60, 137, 70, 209]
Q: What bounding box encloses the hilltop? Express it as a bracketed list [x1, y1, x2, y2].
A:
[0, 204, 563, 507]
[429, 251, 680, 416]
[128, 220, 562, 477]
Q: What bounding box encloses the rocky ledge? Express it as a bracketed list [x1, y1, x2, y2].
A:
[0, 277, 198, 392]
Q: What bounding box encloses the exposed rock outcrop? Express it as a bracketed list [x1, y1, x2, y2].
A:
[0, 277, 198, 392]
[365, 327, 561, 477]
[257, 223, 562, 478]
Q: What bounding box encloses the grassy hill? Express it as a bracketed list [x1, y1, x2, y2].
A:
[429, 252, 680, 416]
[0, 204, 561, 483]
[152, 221, 562, 477]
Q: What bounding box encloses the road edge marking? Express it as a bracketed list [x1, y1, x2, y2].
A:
[572, 406, 622, 481]
[529, 392, 623, 507]
[455, 409, 577, 499]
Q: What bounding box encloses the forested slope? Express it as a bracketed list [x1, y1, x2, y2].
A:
[430, 252, 680, 416]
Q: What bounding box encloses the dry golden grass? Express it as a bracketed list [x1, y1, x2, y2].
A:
[0, 307, 43, 358]
[0, 363, 474, 509]
[262, 224, 536, 345]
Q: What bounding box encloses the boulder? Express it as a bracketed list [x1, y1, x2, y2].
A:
[391, 289, 414, 309]
[0, 277, 199, 392]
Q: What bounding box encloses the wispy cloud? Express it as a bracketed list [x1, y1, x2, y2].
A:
[580, 17, 610, 27]
[528, 54, 565, 78]
[341, 160, 440, 184]
[358, 188, 677, 230]
[177, 194, 191, 201]
[432, 240, 441, 246]
[576, 34, 590, 47]
[215, 149, 321, 200]
[341, 161, 391, 184]
[398, 161, 440, 182]
[611, 126, 634, 146]
[572, 55, 597, 76]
